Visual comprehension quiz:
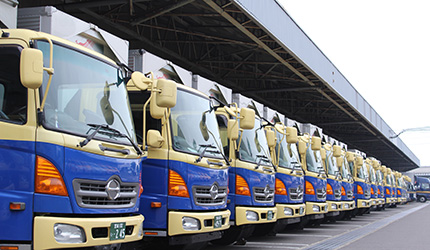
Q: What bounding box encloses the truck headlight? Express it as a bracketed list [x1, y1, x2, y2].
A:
[54, 224, 86, 243]
[246, 211, 259, 221]
[312, 205, 320, 212]
[283, 207, 293, 216]
[361, 201, 366, 206]
[331, 204, 337, 210]
[344, 203, 349, 209]
[182, 217, 201, 231]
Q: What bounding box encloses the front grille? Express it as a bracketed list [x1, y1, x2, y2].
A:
[347, 190, 354, 199]
[193, 184, 228, 206]
[73, 178, 139, 209]
[253, 186, 275, 203]
[334, 189, 342, 199]
[364, 190, 371, 199]
[316, 188, 326, 199]
[289, 186, 304, 200]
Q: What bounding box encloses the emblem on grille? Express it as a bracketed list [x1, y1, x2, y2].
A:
[264, 185, 271, 199]
[209, 184, 219, 200]
[106, 179, 121, 200]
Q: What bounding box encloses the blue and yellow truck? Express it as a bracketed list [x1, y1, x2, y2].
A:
[127, 79, 232, 248]
[371, 159, 386, 210]
[298, 128, 327, 226]
[336, 148, 355, 219]
[321, 143, 342, 220]
[346, 151, 371, 215]
[213, 99, 277, 245]
[0, 29, 147, 250]
[415, 176, 430, 203]
[269, 123, 305, 233]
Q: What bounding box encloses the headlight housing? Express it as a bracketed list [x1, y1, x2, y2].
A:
[54, 224, 86, 244]
[182, 217, 201, 231]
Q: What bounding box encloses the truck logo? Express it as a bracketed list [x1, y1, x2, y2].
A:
[106, 179, 121, 200]
[264, 185, 271, 199]
[210, 184, 219, 200]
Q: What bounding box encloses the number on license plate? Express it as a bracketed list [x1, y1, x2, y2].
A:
[214, 215, 222, 228]
[110, 222, 126, 241]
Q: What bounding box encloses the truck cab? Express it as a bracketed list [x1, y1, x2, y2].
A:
[382, 166, 395, 207]
[0, 29, 145, 250]
[213, 105, 276, 245]
[415, 176, 430, 203]
[127, 80, 231, 248]
[336, 149, 355, 219]
[364, 158, 378, 210]
[372, 160, 386, 210]
[346, 151, 371, 215]
[321, 144, 342, 220]
[299, 133, 328, 225]
[404, 176, 416, 202]
[269, 124, 305, 233]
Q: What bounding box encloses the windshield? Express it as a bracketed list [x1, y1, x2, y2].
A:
[325, 151, 339, 176]
[376, 170, 383, 185]
[170, 89, 223, 159]
[386, 174, 391, 185]
[238, 117, 272, 166]
[38, 41, 135, 144]
[305, 144, 324, 174]
[341, 157, 352, 179]
[276, 133, 300, 169]
[357, 164, 368, 179]
[369, 165, 376, 183]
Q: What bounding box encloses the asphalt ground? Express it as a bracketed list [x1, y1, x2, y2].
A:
[206, 201, 429, 250]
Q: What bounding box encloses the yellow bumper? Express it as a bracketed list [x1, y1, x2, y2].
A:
[305, 202, 327, 215]
[357, 199, 371, 208]
[377, 198, 385, 205]
[34, 214, 144, 250]
[341, 200, 355, 210]
[168, 209, 230, 236]
[235, 206, 277, 226]
[276, 203, 305, 220]
[327, 200, 342, 212]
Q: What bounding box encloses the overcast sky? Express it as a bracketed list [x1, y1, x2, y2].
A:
[278, 0, 430, 167]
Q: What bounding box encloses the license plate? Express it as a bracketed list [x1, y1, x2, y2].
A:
[267, 210, 273, 220]
[110, 222, 126, 241]
[214, 215, 222, 228]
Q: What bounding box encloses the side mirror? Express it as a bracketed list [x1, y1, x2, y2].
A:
[356, 156, 364, 166]
[227, 119, 239, 140]
[346, 152, 355, 162]
[20, 48, 44, 89]
[286, 127, 298, 144]
[239, 108, 255, 130]
[147, 130, 164, 148]
[130, 71, 153, 91]
[150, 94, 165, 119]
[333, 145, 341, 158]
[336, 156, 343, 168]
[320, 148, 327, 160]
[156, 79, 177, 108]
[266, 129, 276, 148]
[298, 140, 306, 155]
[311, 136, 321, 151]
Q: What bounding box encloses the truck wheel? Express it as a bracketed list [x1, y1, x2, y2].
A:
[418, 196, 427, 203]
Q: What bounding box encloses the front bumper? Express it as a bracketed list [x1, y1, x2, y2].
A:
[305, 202, 327, 215]
[168, 209, 230, 236]
[357, 199, 371, 208]
[235, 206, 277, 226]
[275, 203, 305, 220]
[341, 200, 355, 210]
[34, 214, 144, 250]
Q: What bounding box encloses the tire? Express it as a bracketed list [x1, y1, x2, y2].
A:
[418, 196, 427, 203]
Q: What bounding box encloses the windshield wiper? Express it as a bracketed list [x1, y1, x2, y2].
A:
[195, 144, 218, 163]
[255, 154, 272, 170]
[79, 124, 142, 155]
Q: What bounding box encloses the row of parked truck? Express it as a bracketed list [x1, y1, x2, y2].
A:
[0, 6, 414, 250]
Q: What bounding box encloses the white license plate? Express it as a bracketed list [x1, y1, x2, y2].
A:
[268, 210, 273, 220]
[214, 215, 222, 228]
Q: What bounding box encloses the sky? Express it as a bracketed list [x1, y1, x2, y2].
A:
[278, 0, 430, 167]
